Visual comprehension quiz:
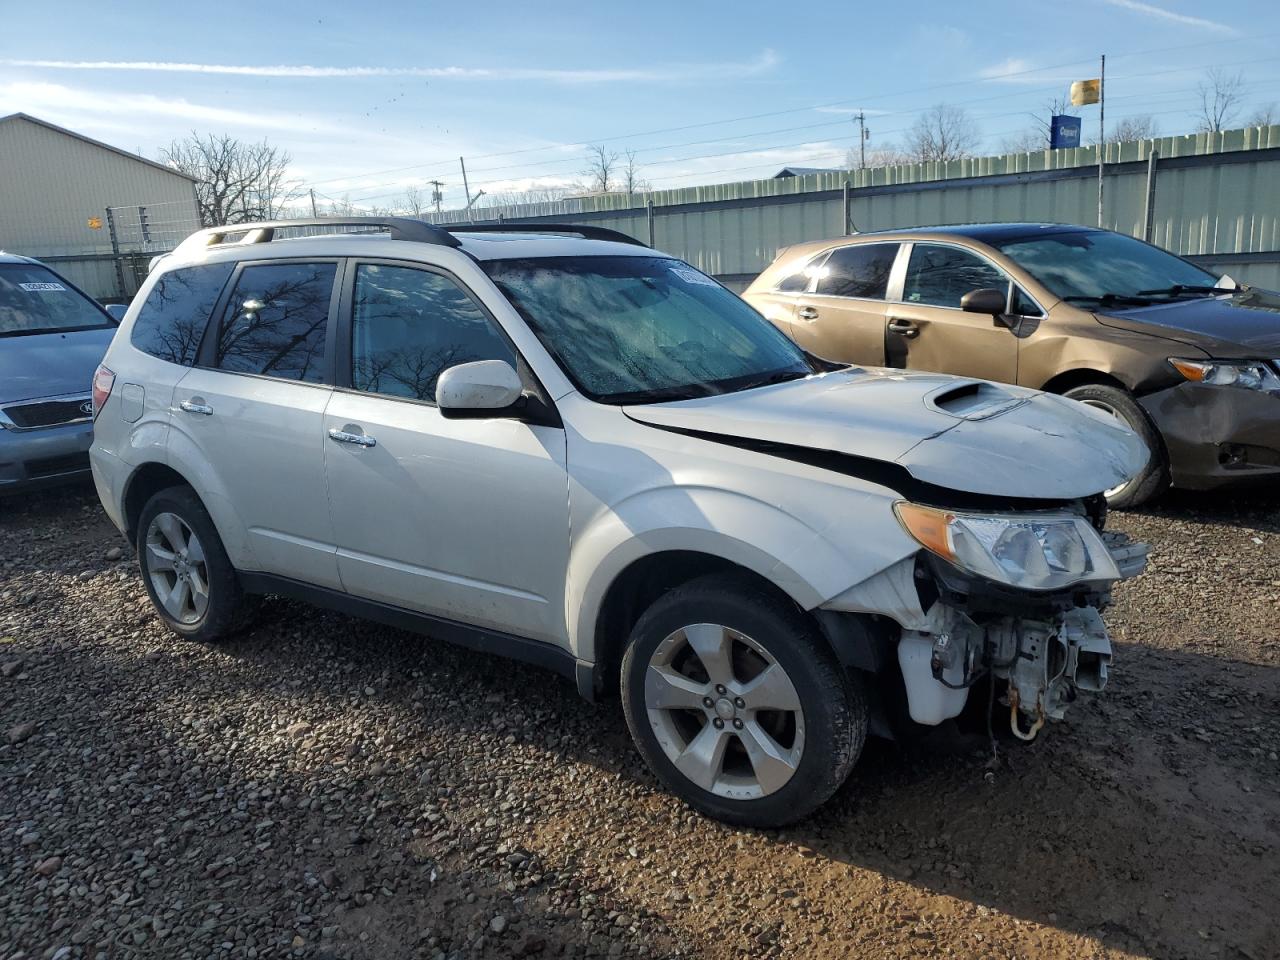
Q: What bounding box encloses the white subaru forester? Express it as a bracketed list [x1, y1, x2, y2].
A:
[90, 218, 1148, 826]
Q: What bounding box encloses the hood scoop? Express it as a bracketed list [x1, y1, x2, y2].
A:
[925, 380, 1028, 420]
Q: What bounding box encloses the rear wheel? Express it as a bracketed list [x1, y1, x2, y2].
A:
[1064, 383, 1169, 509]
[621, 574, 866, 827]
[137, 486, 257, 642]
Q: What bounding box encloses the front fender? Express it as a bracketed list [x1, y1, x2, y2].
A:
[566, 484, 909, 662]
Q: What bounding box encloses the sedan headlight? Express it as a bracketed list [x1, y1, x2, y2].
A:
[894, 502, 1120, 591]
[1169, 358, 1280, 394]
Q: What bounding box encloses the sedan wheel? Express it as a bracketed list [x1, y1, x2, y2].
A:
[645, 623, 805, 800]
[144, 511, 210, 624]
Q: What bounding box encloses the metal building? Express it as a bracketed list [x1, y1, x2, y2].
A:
[0, 113, 201, 301]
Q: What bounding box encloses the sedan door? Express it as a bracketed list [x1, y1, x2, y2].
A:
[323, 261, 570, 646]
[790, 243, 898, 365]
[886, 242, 1019, 383]
[172, 259, 343, 589]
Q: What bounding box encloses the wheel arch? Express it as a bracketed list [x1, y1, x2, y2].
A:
[1039, 367, 1129, 395]
[122, 462, 198, 545]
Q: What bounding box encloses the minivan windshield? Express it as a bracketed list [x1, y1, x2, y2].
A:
[484, 256, 816, 403]
[0, 263, 113, 337]
[995, 230, 1222, 304]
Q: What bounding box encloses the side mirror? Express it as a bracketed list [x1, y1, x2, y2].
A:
[436, 360, 524, 419]
[960, 287, 1008, 315]
[102, 303, 128, 322]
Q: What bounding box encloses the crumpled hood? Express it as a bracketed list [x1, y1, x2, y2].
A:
[0, 327, 115, 404]
[1096, 288, 1280, 358]
[624, 368, 1148, 500]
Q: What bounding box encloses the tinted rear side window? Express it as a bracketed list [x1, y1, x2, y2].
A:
[814, 244, 897, 298]
[131, 263, 234, 365]
[216, 262, 336, 383]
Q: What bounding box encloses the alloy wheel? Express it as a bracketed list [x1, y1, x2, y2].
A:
[644, 623, 805, 800]
[144, 512, 210, 625]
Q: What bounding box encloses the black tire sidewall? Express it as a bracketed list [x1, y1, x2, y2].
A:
[136, 485, 248, 642]
[621, 575, 866, 827]
[1064, 383, 1169, 509]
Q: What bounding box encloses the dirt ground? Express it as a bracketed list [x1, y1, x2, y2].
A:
[1, 483, 1277, 960]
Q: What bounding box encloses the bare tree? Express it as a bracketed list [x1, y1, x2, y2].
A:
[161, 132, 301, 226]
[621, 149, 649, 194]
[1109, 114, 1160, 143]
[401, 184, 426, 216]
[475, 185, 579, 208]
[582, 144, 619, 193]
[844, 143, 910, 167]
[1196, 68, 1245, 133]
[1246, 102, 1277, 127]
[326, 195, 358, 218]
[1002, 95, 1080, 153]
[904, 104, 980, 163]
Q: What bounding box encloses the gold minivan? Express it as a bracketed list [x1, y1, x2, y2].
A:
[744, 223, 1280, 507]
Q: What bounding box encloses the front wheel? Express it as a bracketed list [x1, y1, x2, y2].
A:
[1064, 383, 1170, 509]
[621, 574, 866, 827]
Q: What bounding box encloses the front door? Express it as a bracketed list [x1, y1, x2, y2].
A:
[886, 242, 1019, 383]
[323, 261, 571, 645]
[791, 242, 898, 365]
[173, 259, 342, 589]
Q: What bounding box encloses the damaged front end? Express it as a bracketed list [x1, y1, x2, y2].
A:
[826, 501, 1149, 740]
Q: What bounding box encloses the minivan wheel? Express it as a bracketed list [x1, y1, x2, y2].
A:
[137, 486, 257, 642]
[621, 573, 866, 827]
[1064, 383, 1170, 509]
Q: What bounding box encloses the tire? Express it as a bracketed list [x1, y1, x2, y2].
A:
[620, 573, 867, 827]
[1064, 383, 1170, 509]
[136, 485, 257, 642]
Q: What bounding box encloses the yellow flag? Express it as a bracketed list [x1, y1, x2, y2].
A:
[86, 216, 103, 229]
[1071, 79, 1101, 106]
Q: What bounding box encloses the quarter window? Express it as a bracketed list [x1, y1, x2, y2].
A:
[132, 262, 234, 365]
[1011, 286, 1043, 317]
[350, 264, 517, 403]
[215, 262, 335, 383]
[814, 243, 897, 299]
[903, 245, 1008, 309]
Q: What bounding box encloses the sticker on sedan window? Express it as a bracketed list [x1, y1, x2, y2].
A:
[669, 266, 717, 287]
[19, 281, 67, 292]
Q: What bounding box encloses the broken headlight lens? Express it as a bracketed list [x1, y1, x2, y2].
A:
[1169, 358, 1280, 394]
[893, 502, 1120, 591]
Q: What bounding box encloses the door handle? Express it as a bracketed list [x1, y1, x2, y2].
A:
[797, 305, 819, 320]
[179, 399, 214, 416]
[328, 427, 376, 448]
[887, 318, 920, 339]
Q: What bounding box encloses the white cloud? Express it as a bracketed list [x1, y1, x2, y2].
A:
[0, 81, 340, 134]
[0, 50, 780, 85]
[1100, 0, 1235, 33]
[978, 58, 1078, 86]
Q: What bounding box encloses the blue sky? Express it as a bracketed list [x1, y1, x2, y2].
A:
[2, 0, 1278, 211]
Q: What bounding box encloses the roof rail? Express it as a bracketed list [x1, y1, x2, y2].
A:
[172, 216, 462, 258]
[446, 222, 648, 248]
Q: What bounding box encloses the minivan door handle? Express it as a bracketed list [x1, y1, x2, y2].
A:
[887, 318, 919, 339]
[179, 399, 214, 416]
[328, 427, 376, 448]
[797, 305, 819, 321]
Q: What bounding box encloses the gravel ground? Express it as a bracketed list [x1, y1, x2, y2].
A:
[2, 483, 1277, 960]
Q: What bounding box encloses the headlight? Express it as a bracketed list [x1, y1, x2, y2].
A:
[893, 502, 1120, 591]
[1169, 358, 1280, 394]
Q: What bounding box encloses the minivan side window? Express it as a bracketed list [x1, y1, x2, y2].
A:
[131, 262, 234, 366]
[814, 244, 897, 299]
[215, 262, 335, 383]
[903, 244, 1007, 309]
[349, 264, 518, 403]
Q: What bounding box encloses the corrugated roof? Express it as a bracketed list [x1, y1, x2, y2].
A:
[0, 113, 198, 182]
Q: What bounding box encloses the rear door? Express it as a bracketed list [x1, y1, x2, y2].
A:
[173, 258, 343, 588]
[322, 260, 570, 644]
[886, 242, 1019, 383]
[792, 243, 898, 364]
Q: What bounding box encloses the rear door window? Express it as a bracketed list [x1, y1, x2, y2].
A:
[903, 244, 1008, 308]
[215, 262, 336, 383]
[132, 262, 234, 365]
[814, 243, 898, 299]
[349, 263, 517, 403]
[0, 263, 112, 337]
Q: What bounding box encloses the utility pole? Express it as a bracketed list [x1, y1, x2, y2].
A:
[856, 111, 867, 169]
[460, 157, 473, 210]
[1097, 53, 1106, 228]
[429, 179, 444, 214]
[309, 188, 318, 218]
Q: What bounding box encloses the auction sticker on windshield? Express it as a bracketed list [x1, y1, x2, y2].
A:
[19, 282, 67, 292]
[670, 266, 718, 287]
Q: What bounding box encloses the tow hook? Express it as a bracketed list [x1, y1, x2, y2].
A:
[1007, 687, 1046, 741]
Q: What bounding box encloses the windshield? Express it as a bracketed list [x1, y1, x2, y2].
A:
[0, 263, 113, 337]
[484, 256, 815, 403]
[995, 231, 1220, 303]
